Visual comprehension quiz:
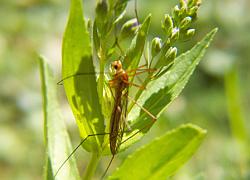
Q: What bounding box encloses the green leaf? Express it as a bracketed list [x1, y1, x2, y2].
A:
[123, 15, 151, 70]
[129, 28, 218, 131]
[39, 57, 80, 180]
[62, 0, 105, 152]
[109, 124, 207, 180]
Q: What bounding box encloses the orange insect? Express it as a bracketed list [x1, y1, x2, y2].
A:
[101, 60, 157, 177]
[108, 60, 129, 156]
[54, 60, 157, 178]
[108, 60, 157, 154]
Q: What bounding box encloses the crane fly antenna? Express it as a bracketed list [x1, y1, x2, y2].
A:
[56, 71, 109, 85]
[54, 133, 109, 178]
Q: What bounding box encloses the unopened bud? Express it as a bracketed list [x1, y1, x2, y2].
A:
[151, 37, 162, 57]
[96, 0, 108, 18]
[193, 0, 202, 6]
[188, 0, 201, 7]
[173, 5, 180, 20]
[120, 18, 138, 39]
[186, 28, 195, 37]
[188, 6, 199, 19]
[165, 47, 177, 62]
[190, 6, 199, 13]
[170, 28, 179, 42]
[179, 0, 187, 8]
[180, 16, 192, 30]
[162, 14, 173, 36]
[179, 6, 187, 18]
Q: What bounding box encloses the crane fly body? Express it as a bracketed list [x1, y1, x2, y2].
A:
[108, 60, 130, 155]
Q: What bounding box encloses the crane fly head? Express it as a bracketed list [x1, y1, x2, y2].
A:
[110, 60, 123, 74]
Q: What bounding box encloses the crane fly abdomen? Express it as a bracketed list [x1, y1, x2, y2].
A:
[109, 91, 123, 155]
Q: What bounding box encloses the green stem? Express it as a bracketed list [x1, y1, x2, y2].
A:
[82, 152, 101, 180]
[97, 45, 106, 105]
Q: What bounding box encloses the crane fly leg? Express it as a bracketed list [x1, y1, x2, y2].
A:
[54, 132, 110, 178]
[127, 95, 156, 122]
[121, 95, 156, 145]
[126, 64, 148, 73]
[127, 68, 156, 77]
[122, 79, 145, 90]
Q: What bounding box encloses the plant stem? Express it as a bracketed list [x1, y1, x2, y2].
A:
[82, 152, 101, 180]
[97, 47, 106, 105]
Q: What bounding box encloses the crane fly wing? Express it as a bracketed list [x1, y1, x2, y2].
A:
[118, 88, 129, 143]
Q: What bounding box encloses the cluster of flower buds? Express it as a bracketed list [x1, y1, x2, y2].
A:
[151, 0, 201, 67]
[95, 0, 130, 37]
[164, 0, 201, 42]
[94, 0, 132, 58]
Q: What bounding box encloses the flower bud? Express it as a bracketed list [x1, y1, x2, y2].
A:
[96, 0, 108, 18]
[179, 0, 187, 8]
[190, 6, 199, 13]
[170, 27, 179, 42]
[179, 6, 187, 18]
[188, 0, 201, 7]
[186, 28, 195, 37]
[188, 6, 199, 19]
[188, 0, 194, 7]
[161, 14, 173, 36]
[193, 0, 202, 6]
[173, 5, 180, 20]
[165, 47, 177, 62]
[151, 37, 162, 58]
[120, 18, 138, 39]
[180, 16, 192, 30]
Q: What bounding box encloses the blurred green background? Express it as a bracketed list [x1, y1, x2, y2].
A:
[0, 0, 249, 179]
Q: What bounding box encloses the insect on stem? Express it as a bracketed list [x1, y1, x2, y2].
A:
[56, 60, 157, 178]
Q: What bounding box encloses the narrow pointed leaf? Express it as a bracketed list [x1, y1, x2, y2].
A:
[124, 15, 151, 70]
[62, 0, 105, 152]
[109, 124, 206, 180]
[130, 28, 218, 130]
[40, 57, 80, 180]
